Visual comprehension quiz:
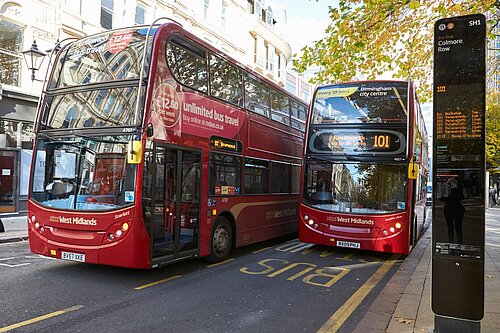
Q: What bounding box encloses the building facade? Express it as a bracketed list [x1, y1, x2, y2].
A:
[0, 0, 312, 215]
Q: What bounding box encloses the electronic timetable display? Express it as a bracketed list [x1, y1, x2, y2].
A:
[432, 14, 486, 322]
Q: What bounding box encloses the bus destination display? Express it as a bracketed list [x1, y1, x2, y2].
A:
[307, 128, 406, 156]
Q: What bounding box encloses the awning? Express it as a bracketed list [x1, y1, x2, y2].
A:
[0, 96, 37, 122]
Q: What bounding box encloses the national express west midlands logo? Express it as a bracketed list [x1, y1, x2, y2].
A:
[50, 216, 98, 226]
[266, 208, 296, 220]
[327, 216, 374, 226]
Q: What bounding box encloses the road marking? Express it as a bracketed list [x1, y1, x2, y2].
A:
[252, 246, 272, 254]
[0, 262, 30, 268]
[206, 258, 235, 268]
[134, 275, 182, 290]
[0, 305, 83, 332]
[0, 257, 15, 261]
[317, 254, 400, 333]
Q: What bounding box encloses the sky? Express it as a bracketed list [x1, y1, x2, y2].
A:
[271, 0, 334, 56]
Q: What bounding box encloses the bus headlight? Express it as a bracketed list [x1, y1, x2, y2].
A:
[304, 215, 318, 228]
[30, 215, 46, 234]
[104, 221, 131, 243]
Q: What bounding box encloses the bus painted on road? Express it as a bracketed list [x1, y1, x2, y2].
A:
[28, 19, 307, 268]
[299, 80, 428, 254]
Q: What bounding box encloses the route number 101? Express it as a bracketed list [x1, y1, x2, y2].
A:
[374, 135, 390, 148]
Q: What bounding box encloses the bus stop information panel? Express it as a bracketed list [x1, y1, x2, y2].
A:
[432, 14, 486, 321]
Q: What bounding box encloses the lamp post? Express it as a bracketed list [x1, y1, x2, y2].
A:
[22, 40, 46, 81]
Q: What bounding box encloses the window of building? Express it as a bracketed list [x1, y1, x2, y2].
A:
[221, 1, 227, 28]
[286, 79, 296, 95]
[135, 4, 145, 25]
[256, 0, 263, 19]
[245, 158, 269, 194]
[204, 0, 210, 20]
[301, 90, 309, 102]
[266, 6, 274, 26]
[244, 73, 269, 117]
[247, 0, 254, 14]
[209, 153, 242, 195]
[0, 19, 23, 86]
[267, 44, 274, 72]
[271, 162, 290, 194]
[270, 89, 290, 125]
[101, 0, 114, 29]
[64, 0, 82, 14]
[210, 54, 243, 106]
[166, 36, 208, 93]
[0, 119, 34, 149]
[254, 36, 264, 67]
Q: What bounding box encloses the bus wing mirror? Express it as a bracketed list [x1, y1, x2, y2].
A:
[146, 123, 154, 137]
[408, 159, 419, 179]
[128, 140, 143, 164]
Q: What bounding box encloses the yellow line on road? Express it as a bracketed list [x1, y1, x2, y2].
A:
[206, 258, 235, 268]
[317, 254, 400, 333]
[134, 275, 182, 290]
[0, 305, 83, 332]
[252, 246, 272, 254]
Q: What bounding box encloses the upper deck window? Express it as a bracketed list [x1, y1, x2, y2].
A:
[244, 72, 269, 117]
[166, 36, 208, 93]
[210, 54, 243, 107]
[50, 28, 149, 88]
[312, 82, 408, 124]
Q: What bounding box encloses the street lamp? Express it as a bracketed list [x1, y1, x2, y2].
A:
[22, 40, 46, 81]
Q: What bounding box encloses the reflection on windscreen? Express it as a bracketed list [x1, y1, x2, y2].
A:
[30, 135, 137, 211]
[312, 82, 408, 124]
[51, 29, 150, 88]
[302, 161, 407, 214]
[43, 87, 138, 129]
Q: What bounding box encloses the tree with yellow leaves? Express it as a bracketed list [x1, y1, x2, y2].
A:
[293, 0, 497, 101]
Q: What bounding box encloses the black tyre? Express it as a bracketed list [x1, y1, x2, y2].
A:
[208, 217, 233, 263]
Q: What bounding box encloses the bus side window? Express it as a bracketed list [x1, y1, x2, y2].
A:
[244, 72, 270, 117]
[210, 54, 243, 107]
[166, 36, 208, 93]
[209, 153, 242, 195]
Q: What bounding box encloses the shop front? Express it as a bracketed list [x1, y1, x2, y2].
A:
[0, 88, 37, 215]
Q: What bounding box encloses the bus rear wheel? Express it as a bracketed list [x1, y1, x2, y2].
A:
[208, 217, 233, 263]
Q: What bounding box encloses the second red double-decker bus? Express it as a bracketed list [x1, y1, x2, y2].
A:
[28, 19, 307, 268]
[299, 80, 428, 254]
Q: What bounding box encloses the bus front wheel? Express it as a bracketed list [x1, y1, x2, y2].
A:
[208, 217, 233, 262]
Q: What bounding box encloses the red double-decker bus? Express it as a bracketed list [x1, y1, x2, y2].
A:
[28, 19, 307, 268]
[299, 80, 428, 254]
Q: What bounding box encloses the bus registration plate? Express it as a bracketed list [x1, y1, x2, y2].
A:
[61, 251, 85, 262]
[337, 241, 360, 249]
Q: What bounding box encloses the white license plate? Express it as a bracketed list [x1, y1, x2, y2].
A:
[337, 241, 361, 249]
[61, 251, 85, 262]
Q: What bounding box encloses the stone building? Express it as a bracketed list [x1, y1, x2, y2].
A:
[0, 0, 312, 214]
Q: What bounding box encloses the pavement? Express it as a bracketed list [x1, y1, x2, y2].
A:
[1, 209, 499, 332]
[0, 213, 28, 243]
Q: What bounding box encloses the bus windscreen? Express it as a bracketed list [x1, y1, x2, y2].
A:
[312, 82, 408, 124]
[50, 28, 152, 88]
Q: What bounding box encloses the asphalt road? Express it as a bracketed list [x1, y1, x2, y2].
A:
[0, 236, 402, 333]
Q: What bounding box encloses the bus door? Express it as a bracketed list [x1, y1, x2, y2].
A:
[151, 145, 200, 260]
